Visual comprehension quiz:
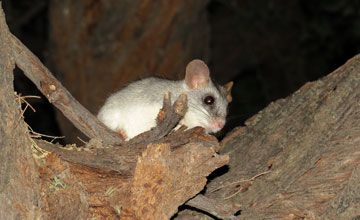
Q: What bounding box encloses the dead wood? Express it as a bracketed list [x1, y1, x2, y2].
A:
[34, 132, 228, 219]
[193, 55, 360, 220]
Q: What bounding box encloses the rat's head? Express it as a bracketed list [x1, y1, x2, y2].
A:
[181, 59, 233, 134]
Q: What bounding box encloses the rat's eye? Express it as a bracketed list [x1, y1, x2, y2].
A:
[204, 96, 215, 105]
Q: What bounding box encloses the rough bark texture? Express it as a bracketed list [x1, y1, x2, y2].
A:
[48, 0, 210, 144]
[34, 131, 228, 220]
[0, 8, 43, 219]
[178, 55, 360, 219]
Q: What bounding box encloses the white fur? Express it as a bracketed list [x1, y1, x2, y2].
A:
[98, 102, 161, 139]
[97, 75, 228, 140]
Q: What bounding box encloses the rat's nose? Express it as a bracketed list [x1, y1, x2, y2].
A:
[215, 118, 225, 129]
[207, 117, 226, 133]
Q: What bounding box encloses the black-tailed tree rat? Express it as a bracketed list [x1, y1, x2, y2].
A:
[97, 59, 233, 140]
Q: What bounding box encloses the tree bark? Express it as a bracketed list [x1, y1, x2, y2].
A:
[177, 55, 360, 219]
[47, 0, 210, 144]
[0, 7, 44, 220]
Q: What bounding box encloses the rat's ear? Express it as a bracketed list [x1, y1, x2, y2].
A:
[224, 81, 233, 103]
[185, 59, 210, 90]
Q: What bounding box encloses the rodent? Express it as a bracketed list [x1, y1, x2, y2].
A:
[97, 59, 233, 140]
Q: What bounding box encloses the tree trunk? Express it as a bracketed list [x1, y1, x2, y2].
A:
[0, 8, 43, 220]
[47, 0, 210, 144]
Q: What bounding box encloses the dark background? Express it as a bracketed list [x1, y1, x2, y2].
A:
[3, 0, 360, 142]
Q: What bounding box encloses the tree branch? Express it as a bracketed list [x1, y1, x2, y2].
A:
[7, 30, 124, 145]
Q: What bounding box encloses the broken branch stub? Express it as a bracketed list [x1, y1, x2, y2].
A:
[114, 142, 229, 219]
[127, 93, 188, 145]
